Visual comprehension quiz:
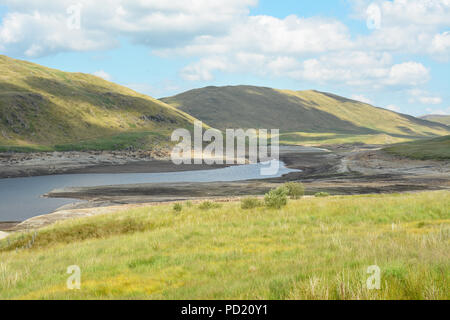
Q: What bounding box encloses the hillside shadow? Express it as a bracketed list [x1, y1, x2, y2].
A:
[23, 76, 186, 126]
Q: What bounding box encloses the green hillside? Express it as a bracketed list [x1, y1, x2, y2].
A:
[384, 135, 450, 160]
[162, 86, 450, 145]
[0, 55, 197, 152]
[420, 115, 450, 126]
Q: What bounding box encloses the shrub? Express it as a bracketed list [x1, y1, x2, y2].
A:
[315, 192, 330, 198]
[199, 201, 221, 210]
[173, 203, 183, 212]
[185, 201, 193, 208]
[284, 182, 305, 199]
[241, 197, 264, 210]
[264, 186, 289, 209]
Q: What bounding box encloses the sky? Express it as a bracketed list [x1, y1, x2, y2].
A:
[0, 0, 449, 116]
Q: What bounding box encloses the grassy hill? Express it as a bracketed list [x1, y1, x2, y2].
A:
[384, 135, 450, 160]
[420, 115, 450, 126]
[0, 191, 448, 299]
[162, 86, 450, 145]
[0, 55, 197, 152]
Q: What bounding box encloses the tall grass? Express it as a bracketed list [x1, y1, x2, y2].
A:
[0, 191, 448, 299]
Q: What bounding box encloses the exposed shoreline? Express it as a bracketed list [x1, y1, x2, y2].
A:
[0, 150, 230, 179]
[1, 145, 449, 232]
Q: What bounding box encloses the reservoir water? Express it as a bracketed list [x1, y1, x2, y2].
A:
[0, 160, 300, 221]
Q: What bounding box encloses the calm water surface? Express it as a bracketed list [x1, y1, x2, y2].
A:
[0, 160, 300, 221]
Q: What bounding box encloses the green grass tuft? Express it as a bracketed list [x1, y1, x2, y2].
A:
[384, 135, 450, 160]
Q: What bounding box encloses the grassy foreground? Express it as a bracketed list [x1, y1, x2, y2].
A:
[384, 135, 450, 160]
[0, 191, 449, 300]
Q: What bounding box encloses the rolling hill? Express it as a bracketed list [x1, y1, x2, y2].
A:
[420, 115, 450, 126]
[162, 86, 450, 145]
[0, 55, 197, 152]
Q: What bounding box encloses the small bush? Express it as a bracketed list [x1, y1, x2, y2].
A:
[199, 201, 221, 210]
[241, 197, 264, 210]
[264, 186, 289, 209]
[284, 182, 305, 199]
[173, 203, 183, 212]
[315, 192, 330, 198]
[185, 201, 193, 208]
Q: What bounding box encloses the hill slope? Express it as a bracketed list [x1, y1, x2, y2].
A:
[384, 135, 450, 160]
[162, 86, 450, 145]
[0, 55, 197, 151]
[420, 115, 450, 126]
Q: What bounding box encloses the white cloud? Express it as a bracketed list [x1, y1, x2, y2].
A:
[0, 11, 116, 57]
[351, 94, 373, 104]
[430, 31, 450, 59]
[408, 89, 442, 104]
[384, 62, 429, 86]
[158, 15, 353, 57]
[126, 81, 181, 97]
[425, 106, 450, 115]
[181, 57, 230, 81]
[92, 70, 112, 81]
[419, 96, 443, 104]
[385, 104, 401, 112]
[352, 0, 450, 60]
[0, 0, 446, 96]
[0, 0, 257, 57]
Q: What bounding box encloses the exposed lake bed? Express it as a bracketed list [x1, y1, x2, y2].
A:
[1, 145, 449, 231]
[0, 160, 300, 222]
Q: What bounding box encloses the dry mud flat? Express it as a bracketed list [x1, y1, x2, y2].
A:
[46, 145, 450, 204]
[2, 145, 449, 232]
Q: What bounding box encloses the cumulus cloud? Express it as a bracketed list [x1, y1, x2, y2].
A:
[425, 106, 450, 115]
[0, 0, 447, 92]
[0, 11, 116, 57]
[418, 96, 443, 104]
[352, 0, 450, 59]
[385, 104, 401, 112]
[408, 89, 443, 105]
[92, 70, 112, 81]
[0, 0, 257, 57]
[351, 94, 373, 104]
[384, 62, 430, 86]
[158, 15, 352, 57]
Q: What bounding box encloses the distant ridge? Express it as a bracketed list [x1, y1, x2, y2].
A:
[162, 85, 450, 145]
[420, 115, 450, 126]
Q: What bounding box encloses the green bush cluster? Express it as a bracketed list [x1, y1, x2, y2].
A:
[315, 192, 330, 198]
[264, 186, 289, 209]
[173, 203, 183, 212]
[283, 182, 305, 199]
[241, 197, 264, 210]
[199, 201, 222, 210]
